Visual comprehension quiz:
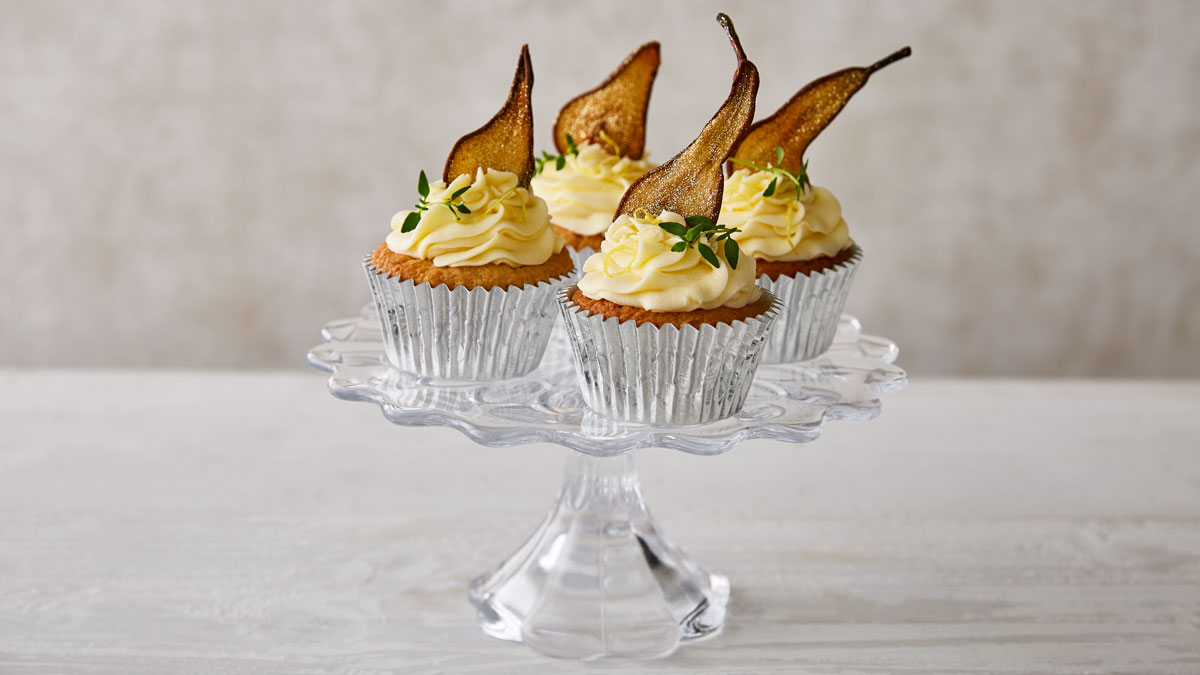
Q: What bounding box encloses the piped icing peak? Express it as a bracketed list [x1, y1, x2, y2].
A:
[530, 142, 655, 236]
[578, 210, 760, 312]
[720, 168, 851, 261]
[388, 168, 562, 267]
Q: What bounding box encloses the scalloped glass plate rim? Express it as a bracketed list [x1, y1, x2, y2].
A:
[308, 308, 905, 456]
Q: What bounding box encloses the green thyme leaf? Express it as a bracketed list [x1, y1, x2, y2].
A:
[400, 211, 421, 233]
[653, 212, 744, 267]
[456, 204, 470, 214]
[732, 148, 813, 202]
[417, 170, 429, 198]
[534, 138, 580, 177]
[658, 221, 688, 238]
[724, 237, 739, 269]
[763, 177, 777, 197]
[450, 185, 470, 200]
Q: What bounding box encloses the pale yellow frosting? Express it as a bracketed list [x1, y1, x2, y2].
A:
[387, 168, 563, 267]
[578, 211, 761, 312]
[529, 143, 655, 236]
[720, 168, 853, 261]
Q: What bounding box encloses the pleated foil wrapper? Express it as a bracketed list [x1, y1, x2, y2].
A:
[364, 256, 571, 381]
[565, 246, 597, 274]
[757, 245, 862, 364]
[557, 286, 781, 425]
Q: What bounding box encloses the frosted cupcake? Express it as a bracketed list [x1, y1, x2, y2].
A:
[720, 162, 860, 363]
[557, 16, 775, 425]
[365, 46, 573, 380]
[531, 42, 660, 267]
[560, 211, 778, 424]
[724, 46, 910, 362]
[532, 140, 654, 267]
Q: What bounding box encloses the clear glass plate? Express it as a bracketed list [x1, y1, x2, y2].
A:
[307, 305, 906, 457]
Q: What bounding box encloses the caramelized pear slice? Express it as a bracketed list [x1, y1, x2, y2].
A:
[443, 45, 535, 187]
[717, 12, 748, 61]
[615, 15, 758, 222]
[731, 46, 911, 173]
[552, 41, 660, 160]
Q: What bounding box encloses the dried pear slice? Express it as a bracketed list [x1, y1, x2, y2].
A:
[717, 12, 748, 61]
[443, 45, 536, 187]
[552, 41, 660, 160]
[615, 15, 758, 222]
[731, 46, 911, 173]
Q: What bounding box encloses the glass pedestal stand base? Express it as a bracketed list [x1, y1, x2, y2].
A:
[468, 451, 725, 660]
[308, 307, 905, 660]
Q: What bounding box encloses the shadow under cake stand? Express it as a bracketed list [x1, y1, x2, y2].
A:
[308, 307, 905, 660]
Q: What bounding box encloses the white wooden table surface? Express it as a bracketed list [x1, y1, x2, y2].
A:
[1, 372, 1198, 674]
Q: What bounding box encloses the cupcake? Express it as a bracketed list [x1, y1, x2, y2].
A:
[530, 42, 660, 268]
[724, 46, 910, 362]
[532, 141, 655, 269]
[560, 211, 778, 425]
[365, 46, 573, 380]
[558, 15, 777, 425]
[719, 162, 862, 363]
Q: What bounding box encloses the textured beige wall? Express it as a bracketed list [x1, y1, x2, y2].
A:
[2, 0, 1197, 375]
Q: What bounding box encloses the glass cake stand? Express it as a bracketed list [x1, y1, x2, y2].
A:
[308, 306, 905, 660]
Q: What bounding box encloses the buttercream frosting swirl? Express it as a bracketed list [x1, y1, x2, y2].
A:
[578, 211, 761, 312]
[530, 143, 655, 236]
[387, 168, 563, 267]
[720, 168, 852, 261]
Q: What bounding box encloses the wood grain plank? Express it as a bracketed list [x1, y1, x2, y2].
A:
[1, 373, 1198, 672]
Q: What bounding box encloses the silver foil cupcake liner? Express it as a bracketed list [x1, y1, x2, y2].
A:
[557, 286, 781, 425]
[565, 245, 597, 274]
[757, 245, 862, 363]
[364, 256, 572, 380]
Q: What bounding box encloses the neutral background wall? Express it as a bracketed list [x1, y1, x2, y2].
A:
[2, 0, 1197, 376]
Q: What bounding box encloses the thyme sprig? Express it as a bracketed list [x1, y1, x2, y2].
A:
[729, 145, 810, 199]
[657, 214, 743, 270]
[533, 133, 579, 176]
[400, 170, 472, 233]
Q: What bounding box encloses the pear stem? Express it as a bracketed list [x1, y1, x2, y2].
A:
[867, 46, 912, 75]
[716, 13, 748, 62]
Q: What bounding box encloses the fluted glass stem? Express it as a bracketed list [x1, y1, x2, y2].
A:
[468, 451, 728, 660]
